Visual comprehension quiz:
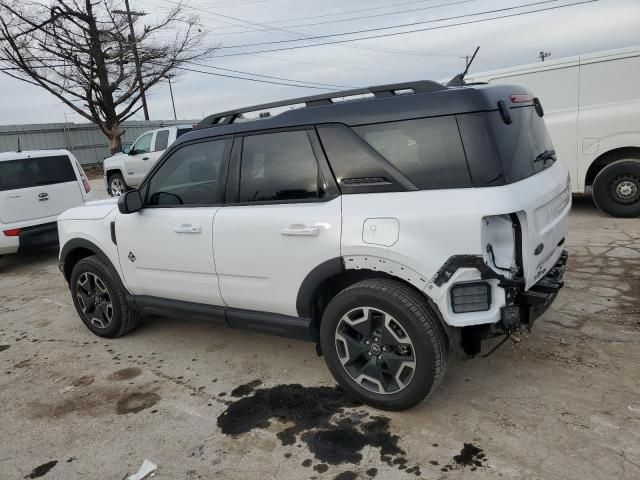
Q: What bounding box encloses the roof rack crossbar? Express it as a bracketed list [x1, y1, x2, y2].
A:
[195, 80, 446, 129]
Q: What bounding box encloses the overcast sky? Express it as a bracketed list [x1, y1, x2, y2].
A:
[1, 0, 639, 125]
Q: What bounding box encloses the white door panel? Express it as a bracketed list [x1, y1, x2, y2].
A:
[116, 207, 224, 305]
[213, 198, 342, 317]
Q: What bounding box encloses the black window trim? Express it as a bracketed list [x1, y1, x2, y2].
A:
[224, 125, 340, 207]
[138, 135, 234, 209]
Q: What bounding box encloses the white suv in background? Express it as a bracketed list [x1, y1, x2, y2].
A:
[58, 81, 570, 410]
[103, 125, 192, 196]
[0, 149, 93, 256]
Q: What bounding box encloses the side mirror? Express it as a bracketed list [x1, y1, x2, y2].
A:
[118, 190, 143, 214]
[122, 145, 131, 154]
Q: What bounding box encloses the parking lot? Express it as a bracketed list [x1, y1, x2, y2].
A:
[0, 180, 639, 480]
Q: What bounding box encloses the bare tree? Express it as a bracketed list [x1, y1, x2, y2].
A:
[0, 0, 214, 153]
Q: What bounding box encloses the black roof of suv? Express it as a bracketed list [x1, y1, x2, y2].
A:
[173, 79, 554, 190]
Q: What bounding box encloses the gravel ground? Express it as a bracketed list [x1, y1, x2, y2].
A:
[0, 181, 639, 480]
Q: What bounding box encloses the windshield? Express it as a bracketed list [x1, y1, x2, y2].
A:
[490, 106, 555, 184]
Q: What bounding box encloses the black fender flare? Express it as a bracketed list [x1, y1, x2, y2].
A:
[295, 257, 344, 319]
[59, 238, 116, 283]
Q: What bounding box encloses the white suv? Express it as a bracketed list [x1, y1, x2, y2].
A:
[58, 81, 570, 410]
[0, 149, 93, 256]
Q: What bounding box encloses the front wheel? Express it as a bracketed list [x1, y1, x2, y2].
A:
[108, 173, 128, 197]
[592, 159, 640, 218]
[320, 279, 448, 411]
[70, 256, 140, 337]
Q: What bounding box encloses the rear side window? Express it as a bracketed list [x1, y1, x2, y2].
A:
[239, 130, 321, 202]
[490, 106, 555, 183]
[354, 116, 471, 189]
[0, 156, 76, 191]
[177, 128, 192, 138]
[154, 130, 170, 151]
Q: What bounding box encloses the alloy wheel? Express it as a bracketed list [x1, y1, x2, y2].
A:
[76, 272, 113, 329]
[110, 177, 124, 197]
[334, 306, 416, 395]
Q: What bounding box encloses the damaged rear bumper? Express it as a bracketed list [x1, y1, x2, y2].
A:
[501, 250, 568, 329]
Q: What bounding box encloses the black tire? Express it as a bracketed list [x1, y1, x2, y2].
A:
[70, 256, 140, 338]
[592, 159, 640, 218]
[320, 279, 448, 411]
[108, 172, 128, 197]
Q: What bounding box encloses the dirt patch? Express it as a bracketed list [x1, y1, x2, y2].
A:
[116, 392, 160, 414]
[440, 443, 488, 472]
[72, 375, 94, 388]
[24, 460, 57, 478]
[0, 345, 9, 352]
[108, 367, 142, 381]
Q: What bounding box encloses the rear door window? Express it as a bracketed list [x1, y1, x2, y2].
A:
[0, 155, 76, 191]
[489, 106, 555, 183]
[154, 130, 170, 151]
[354, 116, 471, 189]
[238, 130, 321, 202]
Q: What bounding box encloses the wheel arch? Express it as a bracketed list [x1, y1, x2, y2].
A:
[296, 257, 446, 345]
[584, 147, 640, 189]
[60, 238, 117, 284]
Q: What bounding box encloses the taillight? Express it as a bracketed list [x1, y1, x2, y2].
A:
[510, 94, 533, 103]
[3, 228, 21, 237]
[82, 177, 91, 193]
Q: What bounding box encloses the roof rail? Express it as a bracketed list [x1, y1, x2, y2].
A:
[195, 80, 447, 130]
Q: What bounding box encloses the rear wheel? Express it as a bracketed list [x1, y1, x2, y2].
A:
[70, 256, 140, 337]
[320, 279, 448, 411]
[108, 173, 128, 197]
[592, 159, 640, 217]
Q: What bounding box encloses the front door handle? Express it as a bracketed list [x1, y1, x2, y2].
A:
[281, 225, 319, 237]
[174, 224, 202, 234]
[142, 156, 150, 161]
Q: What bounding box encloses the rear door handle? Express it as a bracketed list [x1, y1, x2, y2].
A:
[281, 225, 319, 237]
[174, 224, 202, 234]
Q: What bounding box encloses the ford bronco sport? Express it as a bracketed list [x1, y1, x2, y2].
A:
[58, 80, 570, 410]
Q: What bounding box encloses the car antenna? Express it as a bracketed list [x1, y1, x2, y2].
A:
[448, 46, 480, 87]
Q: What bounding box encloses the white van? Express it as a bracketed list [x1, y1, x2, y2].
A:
[0, 149, 93, 256]
[467, 46, 640, 217]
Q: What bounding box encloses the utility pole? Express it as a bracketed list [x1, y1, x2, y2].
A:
[114, 0, 150, 120]
[539, 51, 551, 62]
[166, 75, 177, 120]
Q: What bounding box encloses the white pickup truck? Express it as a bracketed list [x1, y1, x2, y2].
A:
[103, 125, 192, 196]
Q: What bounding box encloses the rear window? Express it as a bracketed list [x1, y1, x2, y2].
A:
[354, 116, 471, 189]
[490, 106, 555, 183]
[177, 128, 192, 138]
[0, 155, 76, 191]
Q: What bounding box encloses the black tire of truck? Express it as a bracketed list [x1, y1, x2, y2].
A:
[319, 278, 449, 411]
[70, 255, 141, 338]
[592, 159, 640, 218]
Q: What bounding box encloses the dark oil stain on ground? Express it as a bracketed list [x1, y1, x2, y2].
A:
[0, 345, 9, 352]
[218, 383, 421, 475]
[24, 460, 57, 478]
[109, 367, 142, 381]
[333, 472, 358, 480]
[441, 443, 487, 472]
[230, 379, 262, 397]
[116, 392, 160, 414]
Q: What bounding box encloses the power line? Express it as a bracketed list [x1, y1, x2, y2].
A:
[185, 61, 355, 88]
[208, 0, 599, 58]
[218, 0, 579, 49]
[207, 0, 479, 36]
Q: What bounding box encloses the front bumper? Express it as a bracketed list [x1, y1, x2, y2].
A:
[501, 250, 568, 329]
